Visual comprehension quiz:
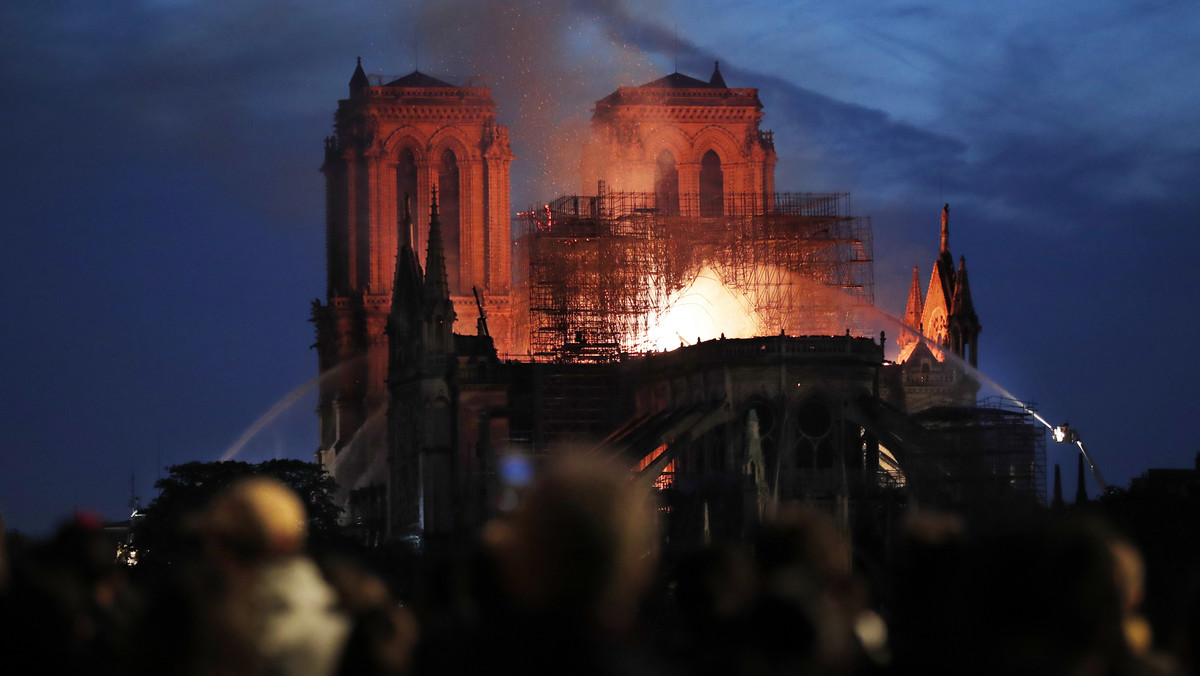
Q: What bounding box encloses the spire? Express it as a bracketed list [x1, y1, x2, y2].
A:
[349, 56, 368, 96]
[401, 192, 413, 250]
[390, 194, 424, 325]
[949, 255, 981, 366]
[904, 266, 924, 330]
[422, 187, 456, 355]
[940, 203, 950, 255]
[934, 203, 956, 325]
[951, 257, 976, 317]
[709, 60, 727, 88]
[394, 194, 411, 294]
[1075, 453, 1089, 504]
[1052, 464, 1064, 511]
[424, 187, 450, 300]
[388, 193, 427, 380]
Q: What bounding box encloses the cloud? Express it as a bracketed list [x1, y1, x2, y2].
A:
[0, 2, 412, 229]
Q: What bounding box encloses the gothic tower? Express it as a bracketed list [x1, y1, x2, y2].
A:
[314, 60, 514, 502]
[898, 266, 924, 354]
[898, 204, 982, 410]
[901, 204, 981, 365]
[920, 204, 958, 350]
[580, 62, 777, 215]
[948, 254, 980, 368]
[386, 191, 459, 538]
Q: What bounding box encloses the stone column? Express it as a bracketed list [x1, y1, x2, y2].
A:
[678, 163, 701, 218]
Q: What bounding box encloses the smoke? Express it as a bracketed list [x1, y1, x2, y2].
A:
[368, 0, 970, 328]
[377, 0, 970, 231]
[407, 0, 670, 207]
[578, 3, 967, 193]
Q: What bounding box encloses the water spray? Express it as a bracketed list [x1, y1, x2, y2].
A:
[1000, 394, 1109, 493]
[1050, 422, 1108, 492]
[885, 312, 1111, 494]
[219, 375, 320, 462]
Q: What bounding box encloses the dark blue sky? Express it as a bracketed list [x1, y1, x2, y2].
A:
[3, 0, 1198, 535]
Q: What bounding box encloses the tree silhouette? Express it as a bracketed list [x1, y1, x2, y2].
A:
[133, 459, 341, 568]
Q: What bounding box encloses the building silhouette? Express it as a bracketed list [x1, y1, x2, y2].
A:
[314, 63, 514, 534]
[314, 60, 1044, 545]
[313, 63, 514, 451]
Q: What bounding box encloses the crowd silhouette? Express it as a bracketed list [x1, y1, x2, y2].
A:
[1, 457, 1197, 675]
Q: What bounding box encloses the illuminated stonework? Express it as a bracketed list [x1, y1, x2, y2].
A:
[898, 203, 982, 411]
[322, 64, 514, 346]
[314, 61, 514, 513]
[580, 63, 777, 215]
[314, 62, 1032, 545]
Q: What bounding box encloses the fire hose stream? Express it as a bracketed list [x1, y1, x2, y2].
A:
[1020, 406, 1109, 493]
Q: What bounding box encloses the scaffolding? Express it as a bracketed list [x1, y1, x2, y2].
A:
[517, 191, 874, 362]
[907, 397, 1048, 507]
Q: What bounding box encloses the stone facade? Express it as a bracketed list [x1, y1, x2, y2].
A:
[315, 62, 515, 518]
[898, 204, 982, 411]
[315, 63, 1036, 545]
[580, 64, 777, 216]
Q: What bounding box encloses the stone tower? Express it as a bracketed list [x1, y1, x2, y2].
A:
[897, 266, 924, 354]
[580, 62, 777, 215]
[314, 60, 513, 515]
[901, 204, 981, 366]
[897, 204, 982, 411]
[386, 191, 459, 538]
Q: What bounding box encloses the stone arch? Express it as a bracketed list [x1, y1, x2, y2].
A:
[428, 128, 482, 295]
[686, 126, 742, 166]
[381, 131, 430, 265]
[395, 148, 419, 225]
[427, 126, 479, 164]
[381, 128, 431, 165]
[795, 396, 834, 440]
[699, 150, 724, 217]
[436, 147, 463, 294]
[653, 149, 679, 216]
[789, 393, 830, 470]
[379, 131, 429, 269]
[642, 127, 692, 166]
[637, 128, 689, 199]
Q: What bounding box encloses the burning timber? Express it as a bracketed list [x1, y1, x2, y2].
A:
[517, 189, 873, 362]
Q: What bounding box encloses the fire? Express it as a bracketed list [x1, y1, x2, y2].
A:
[644, 265, 762, 351]
[633, 443, 677, 490]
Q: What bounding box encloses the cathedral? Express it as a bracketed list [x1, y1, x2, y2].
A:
[312, 60, 1042, 546]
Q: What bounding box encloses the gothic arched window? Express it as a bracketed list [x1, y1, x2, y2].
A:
[396, 148, 418, 245]
[699, 150, 724, 217]
[654, 150, 679, 216]
[437, 148, 461, 294]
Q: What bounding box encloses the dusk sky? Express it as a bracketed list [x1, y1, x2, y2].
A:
[3, 0, 1198, 535]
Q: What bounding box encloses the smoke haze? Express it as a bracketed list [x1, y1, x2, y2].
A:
[4, 0, 1200, 533]
[406, 0, 670, 207]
